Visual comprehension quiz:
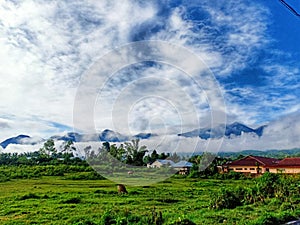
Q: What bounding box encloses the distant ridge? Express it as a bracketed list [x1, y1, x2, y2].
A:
[217, 148, 300, 159]
[176, 148, 300, 159]
[0, 130, 157, 149]
[178, 122, 266, 139]
[0, 135, 41, 149]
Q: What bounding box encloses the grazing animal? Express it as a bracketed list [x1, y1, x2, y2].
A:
[117, 184, 128, 194]
[128, 171, 134, 175]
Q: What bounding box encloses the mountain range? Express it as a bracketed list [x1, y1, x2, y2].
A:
[178, 122, 266, 139]
[0, 122, 265, 149]
[0, 130, 155, 149]
[0, 135, 46, 149]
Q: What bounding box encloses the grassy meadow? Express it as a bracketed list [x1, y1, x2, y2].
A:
[0, 168, 299, 225]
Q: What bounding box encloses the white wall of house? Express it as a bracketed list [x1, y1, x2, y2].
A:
[148, 161, 163, 168]
[230, 166, 262, 174]
[269, 167, 300, 174]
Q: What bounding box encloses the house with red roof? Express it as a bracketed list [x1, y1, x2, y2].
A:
[221, 155, 280, 174]
[221, 155, 300, 175]
[269, 157, 300, 174]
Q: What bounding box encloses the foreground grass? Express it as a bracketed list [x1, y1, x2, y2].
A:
[0, 175, 299, 225]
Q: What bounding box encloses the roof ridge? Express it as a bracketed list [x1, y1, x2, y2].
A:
[248, 155, 267, 165]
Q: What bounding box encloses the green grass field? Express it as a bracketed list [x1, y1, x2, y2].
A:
[0, 173, 299, 225]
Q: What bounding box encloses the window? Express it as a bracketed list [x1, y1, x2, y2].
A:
[235, 168, 242, 170]
[244, 168, 248, 170]
[250, 168, 255, 170]
[277, 168, 285, 173]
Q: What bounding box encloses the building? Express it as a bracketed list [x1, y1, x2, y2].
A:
[147, 159, 175, 168]
[172, 160, 193, 175]
[221, 155, 279, 175]
[147, 159, 194, 175]
[269, 157, 300, 174]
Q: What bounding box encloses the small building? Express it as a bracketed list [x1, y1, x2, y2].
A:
[147, 159, 175, 168]
[269, 157, 300, 174]
[172, 160, 193, 175]
[221, 155, 279, 175]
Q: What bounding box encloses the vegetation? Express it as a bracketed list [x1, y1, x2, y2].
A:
[209, 173, 300, 211]
[0, 174, 299, 224]
[86, 140, 175, 167]
[0, 140, 299, 224]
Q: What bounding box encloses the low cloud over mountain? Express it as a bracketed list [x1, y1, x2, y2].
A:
[178, 122, 266, 139]
[1, 113, 300, 154]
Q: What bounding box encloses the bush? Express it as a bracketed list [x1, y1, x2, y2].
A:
[242, 186, 259, 204]
[225, 171, 246, 180]
[188, 170, 200, 178]
[209, 188, 242, 209]
[256, 172, 280, 198]
[211, 171, 247, 180]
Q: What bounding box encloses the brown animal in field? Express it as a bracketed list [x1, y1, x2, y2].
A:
[117, 184, 128, 194]
[127, 171, 134, 175]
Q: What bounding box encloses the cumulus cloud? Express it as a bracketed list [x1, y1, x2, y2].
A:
[0, 0, 298, 151]
[0, 0, 157, 140]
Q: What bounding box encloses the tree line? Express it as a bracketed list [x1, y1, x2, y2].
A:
[0, 138, 238, 179]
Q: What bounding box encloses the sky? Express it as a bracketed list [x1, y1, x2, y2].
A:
[0, 0, 299, 152]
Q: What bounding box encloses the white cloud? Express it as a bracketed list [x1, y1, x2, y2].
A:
[0, 0, 298, 152]
[0, 0, 157, 140]
[5, 143, 42, 154]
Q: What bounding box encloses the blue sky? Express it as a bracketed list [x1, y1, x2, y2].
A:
[0, 0, 299, 151]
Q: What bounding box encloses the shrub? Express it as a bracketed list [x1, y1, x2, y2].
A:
[226, 171, 246, 180]
[188, 170, 200, 178]
[209, 188, 242, 209]
[256, 172, 280, 199]
[211, 171, 247, 180]
[242, 186, 259, 204]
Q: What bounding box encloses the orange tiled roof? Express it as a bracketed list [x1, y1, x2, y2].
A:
[271, 157, 300, 167]
[226, 155, 279, 167]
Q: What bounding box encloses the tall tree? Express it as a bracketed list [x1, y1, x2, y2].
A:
[124, 139, 148, 166]
[39, 139, 57, 157]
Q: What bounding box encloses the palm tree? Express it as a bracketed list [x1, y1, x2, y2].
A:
[124, 139, 148, 166]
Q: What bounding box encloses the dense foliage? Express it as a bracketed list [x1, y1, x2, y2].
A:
[209, 173, 300, 213]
